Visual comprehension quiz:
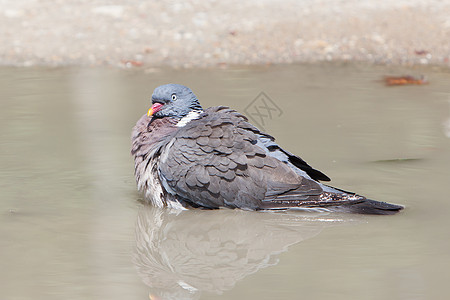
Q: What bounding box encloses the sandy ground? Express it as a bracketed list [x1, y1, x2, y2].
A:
[1, 0, 450, 68]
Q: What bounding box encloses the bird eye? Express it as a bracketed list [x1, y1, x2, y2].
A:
[171, 94, 177, 100]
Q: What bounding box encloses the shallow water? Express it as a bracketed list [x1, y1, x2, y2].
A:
[1, 63, 449, 300]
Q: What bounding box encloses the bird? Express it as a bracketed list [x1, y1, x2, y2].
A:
[131, 84, 404, 214]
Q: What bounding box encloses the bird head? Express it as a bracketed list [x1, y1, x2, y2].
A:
[147, 84, 203, 119]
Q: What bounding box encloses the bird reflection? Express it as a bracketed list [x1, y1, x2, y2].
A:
[134, 205, 346, 300]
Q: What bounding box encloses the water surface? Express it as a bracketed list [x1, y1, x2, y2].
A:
[1, 64, 449, 300]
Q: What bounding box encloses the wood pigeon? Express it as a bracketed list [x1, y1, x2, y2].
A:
[131, 84, 403, 214]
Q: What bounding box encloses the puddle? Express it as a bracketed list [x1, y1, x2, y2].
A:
[1, 63, 449, 299]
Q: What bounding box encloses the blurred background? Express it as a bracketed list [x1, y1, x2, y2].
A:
[1, 0, 450, 68]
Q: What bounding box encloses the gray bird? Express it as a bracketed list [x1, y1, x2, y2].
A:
[131, 84, 403, 214]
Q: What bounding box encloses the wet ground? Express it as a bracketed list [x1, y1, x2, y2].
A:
[1, 63, 449, 299]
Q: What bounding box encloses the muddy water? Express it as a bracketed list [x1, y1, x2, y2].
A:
[1, 64, 449, 300]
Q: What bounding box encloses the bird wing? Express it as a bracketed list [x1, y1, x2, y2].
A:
[158, 106, 344, 210]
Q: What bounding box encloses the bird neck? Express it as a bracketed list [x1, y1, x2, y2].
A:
[176, 109, 203, 127]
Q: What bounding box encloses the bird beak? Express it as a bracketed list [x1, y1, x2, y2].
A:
[147, 102, 164, 116]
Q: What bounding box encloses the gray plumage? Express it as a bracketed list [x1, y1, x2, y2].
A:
[131, 84, 403, 214]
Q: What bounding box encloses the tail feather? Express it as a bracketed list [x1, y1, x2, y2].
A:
[331, 199, 404, 215]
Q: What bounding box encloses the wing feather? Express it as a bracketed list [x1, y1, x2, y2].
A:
[158, 106, 335, 210]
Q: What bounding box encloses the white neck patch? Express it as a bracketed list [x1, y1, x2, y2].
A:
[176, 110, 203, 127]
